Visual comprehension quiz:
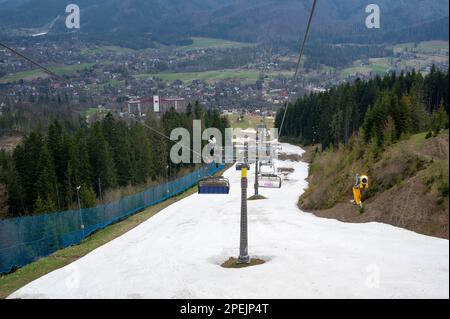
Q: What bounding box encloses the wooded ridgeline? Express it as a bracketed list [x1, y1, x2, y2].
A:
[276, 67, 449, 148]
[0, 103, 229, 217]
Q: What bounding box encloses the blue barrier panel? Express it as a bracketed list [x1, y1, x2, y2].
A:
[0, 163, 225, 274]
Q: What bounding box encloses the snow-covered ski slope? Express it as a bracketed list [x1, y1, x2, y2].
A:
[9, 144, 449, 299]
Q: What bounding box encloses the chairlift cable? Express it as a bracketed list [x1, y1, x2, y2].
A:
[0, 41, 68, 84]
[279, 0, 318, 138]
[0, 40, 208, 158]
[0, 0, 314, 163]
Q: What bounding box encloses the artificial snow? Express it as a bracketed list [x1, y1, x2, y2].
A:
[9, 144, 449, 299]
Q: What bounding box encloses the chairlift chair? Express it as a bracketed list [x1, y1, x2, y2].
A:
[259, 161, 275, 174]
[258, 173, 282, 189]
[198, 176, 230, 194]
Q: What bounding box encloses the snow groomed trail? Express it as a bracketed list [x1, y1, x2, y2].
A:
[9, 144, 449, 299]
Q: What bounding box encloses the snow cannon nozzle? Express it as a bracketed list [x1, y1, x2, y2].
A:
[360, 175, 369, 189]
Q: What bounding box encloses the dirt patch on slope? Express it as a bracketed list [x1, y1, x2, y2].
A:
[0, 135, 23, 152]
[278, 153, 303, 162]
[278, 167, 294, 173]
[420, 134, 449, 160]
[310, 171, 449, 239]
[299, 132, 449, 239]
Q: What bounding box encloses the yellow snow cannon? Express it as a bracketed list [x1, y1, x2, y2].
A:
[352, 174, 369, 208]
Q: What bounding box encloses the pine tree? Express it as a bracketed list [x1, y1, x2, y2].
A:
[102, 113, 133, 186]
[407, 85, 430, 134]
[276, 69, 448, 149]
[430, 101, 449, 136]
[47, 120, 77, 209]
[383, 116, 397, 146]
[80, 184, 97, 208]
[3, 159, 25, 216]
[186, 103, 193, 117]
[74, 129, 93, 187]
[13, 132, 45, 212]
[145, 113, 167, 180]
[130, 123, 153, 184]
[47, 120, 68, 183]
[64, 161, 75, 208]
[33, 195, 56, 214]
[330, 109, 343, 147]
[88, 123, 117, 192]
[35, 142, 58, 210]
[391, 93, 410, 139]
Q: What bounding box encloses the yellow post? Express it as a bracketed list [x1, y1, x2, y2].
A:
[241, 168, 248, 179]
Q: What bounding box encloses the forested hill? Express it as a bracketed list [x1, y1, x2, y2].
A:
[276, 67, 449, 149]
[0, 104, 229, 218]
[0, 0, 448, 45]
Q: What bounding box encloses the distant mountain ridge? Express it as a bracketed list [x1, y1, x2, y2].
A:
[0, 0, 448, 44]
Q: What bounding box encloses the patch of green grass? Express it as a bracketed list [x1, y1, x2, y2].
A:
[136, 70, 292, 85]
[0, 191, 187, 299]
[392, 41, 449, 53]
[439, 182, 449, 198]
[340, 59, 389, 78]
[340, 66, 369, 78]
[0, 69, 46, 83]
[391, 42, 416, 51]
[227, 114, 274, 130]
[0, 63, 94, 83]
[368, 58, 390, 75]
[86, 79, 125, 92]
[181, 37, 254, 50]
[370, 64, 389, 75]
[359, 204, 365, 215]
[410, 132, 428, 147]
[82, 46, 135, 55]
[0, 166, 229, 299]
[418, 41, 449, 51]
[81, 108, 111, 117]
[135, 70, 259, 84]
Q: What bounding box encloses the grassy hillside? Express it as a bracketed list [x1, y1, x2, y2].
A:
[299, 130, 449, 239]
[0, 63, 94, 83]
[180, 37, 253, 50]
[135, 70, 292, 84]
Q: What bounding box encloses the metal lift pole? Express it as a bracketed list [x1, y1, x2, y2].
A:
[239, 141, 250, 263]
[239, 166, 250, 263]
[254, 130, 259, 196]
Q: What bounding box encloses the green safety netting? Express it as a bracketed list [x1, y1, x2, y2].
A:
[0, 163, 224, 274]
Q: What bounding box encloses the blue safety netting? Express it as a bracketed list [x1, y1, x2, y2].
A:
[0, 163, 225, 274]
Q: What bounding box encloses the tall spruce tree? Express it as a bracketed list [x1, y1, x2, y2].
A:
[87, 122, 117, 193]
[102, 113, 133, 187]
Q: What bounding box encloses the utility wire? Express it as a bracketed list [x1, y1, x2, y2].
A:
[0, 41, 68, 84]
[1, 40, 205, 157]
[0, 39, 206, 157]
[279, 0, 318, 138]
[0, 40, 252, 161]
[0, 39, 273, 161]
